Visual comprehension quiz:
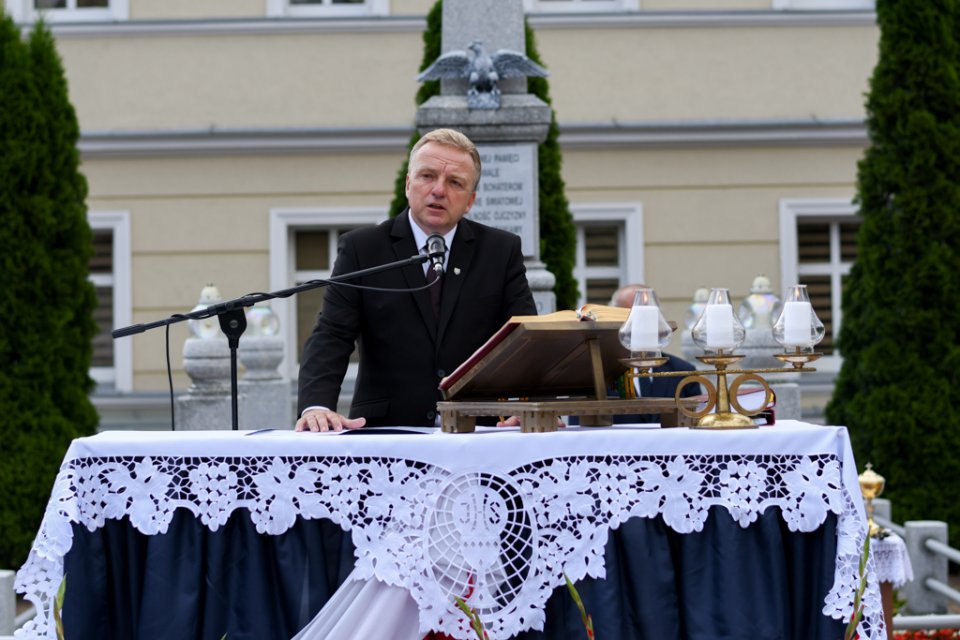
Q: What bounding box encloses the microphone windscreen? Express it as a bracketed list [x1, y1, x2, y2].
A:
[426, 233, 446, 257]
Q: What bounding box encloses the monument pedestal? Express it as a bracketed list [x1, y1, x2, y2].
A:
[417, 94, 551, 142]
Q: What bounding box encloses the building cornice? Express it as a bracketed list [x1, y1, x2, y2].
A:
[78, 119, 868, 159]
[79, 127, 413, 157]
[528, 9, 876, 29]
[558, 119, 869, 149]
[43, 10, 874, 38]
[44, 16, 426, 38]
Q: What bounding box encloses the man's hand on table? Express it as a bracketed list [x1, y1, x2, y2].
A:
[295, 408, 366, 432]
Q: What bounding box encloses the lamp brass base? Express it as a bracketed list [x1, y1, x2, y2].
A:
[621, 356, 669, 370]
[774, 350, 822, 369]
[691, 412, 758, 430]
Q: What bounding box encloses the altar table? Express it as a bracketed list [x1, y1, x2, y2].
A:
[15, 420, 885, 639]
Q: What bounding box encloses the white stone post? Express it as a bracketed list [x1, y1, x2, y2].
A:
[0, 570, 14, 636]
[176, 285, 239, 430]
[238, 303, 291, 430]
[903, 520, 949, 614]
[873, 497, 892, 523]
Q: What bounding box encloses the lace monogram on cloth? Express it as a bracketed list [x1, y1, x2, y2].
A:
[15, 452, 885, 640]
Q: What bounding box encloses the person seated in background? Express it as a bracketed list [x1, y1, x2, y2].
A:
[604, 283, 700, 424]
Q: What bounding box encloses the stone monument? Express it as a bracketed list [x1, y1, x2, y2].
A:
[416, 0, 556, 313]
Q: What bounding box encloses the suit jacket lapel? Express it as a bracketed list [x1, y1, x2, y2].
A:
[437, 220, 475, 344]
[391, 211, 438, 336]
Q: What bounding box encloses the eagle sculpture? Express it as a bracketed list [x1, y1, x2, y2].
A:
[417, 40, 548, 110]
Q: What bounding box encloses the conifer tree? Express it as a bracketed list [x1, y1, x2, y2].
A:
[825, 0, 960, 536]
[389, 1, 579, 309]
[0, 14, 98, 568]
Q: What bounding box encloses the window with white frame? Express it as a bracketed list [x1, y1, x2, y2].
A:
[291, 227, 367, 365]
[570, 204, 644, 307]
[523, 0, 638, 13]
[88, 211, 132, 392]
[269, 208, 385, 380]
[6, 0, 129, 23]
[779, 199, 860, 364]
[265, 0, 388, 18]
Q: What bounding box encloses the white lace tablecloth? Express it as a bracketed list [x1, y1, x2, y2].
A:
[15, 420, 885, 640]
[872, 533, 914, 588]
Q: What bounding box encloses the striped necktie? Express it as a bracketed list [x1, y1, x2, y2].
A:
[424, 249, 442, 317]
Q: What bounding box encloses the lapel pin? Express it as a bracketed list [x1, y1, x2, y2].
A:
[453, 267, 461, 276]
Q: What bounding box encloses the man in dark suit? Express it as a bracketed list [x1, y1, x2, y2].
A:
[296, 128, 537, 431]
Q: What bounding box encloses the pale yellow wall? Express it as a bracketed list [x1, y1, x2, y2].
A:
[56, 31, 423, 131]
[130, 0, 264, 20]
[84, 151, 402, 390]
[389, 0, 436, 16]
[5, 0, 848, 19]
[51, 20, 877, 131]
[83, 153, 405, 198]
[644, 0, 771, 8]
[534, 24, 878, 123]
[130, 0, 438, 19]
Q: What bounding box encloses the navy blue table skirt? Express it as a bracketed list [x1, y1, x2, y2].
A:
[62, 506, 844, 640]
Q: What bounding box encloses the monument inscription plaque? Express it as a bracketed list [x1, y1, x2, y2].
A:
[468, 143, 538, 257]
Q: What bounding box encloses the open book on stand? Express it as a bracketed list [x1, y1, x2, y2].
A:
[437, 305, 691, 432]
[439, 304, 629, 400]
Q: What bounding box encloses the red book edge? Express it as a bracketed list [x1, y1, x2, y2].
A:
[439, 320, 522, 394]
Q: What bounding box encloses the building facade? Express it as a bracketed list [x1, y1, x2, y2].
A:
[4, 0, 878, 425]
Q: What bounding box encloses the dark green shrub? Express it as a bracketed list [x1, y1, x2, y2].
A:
[0, 15, 98, 568]
[825, 0, 960, 538]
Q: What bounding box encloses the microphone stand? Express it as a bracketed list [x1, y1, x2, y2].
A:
[112, 252, 432, 431]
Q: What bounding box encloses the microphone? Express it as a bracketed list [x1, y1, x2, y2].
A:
[426, 233, 446, 275]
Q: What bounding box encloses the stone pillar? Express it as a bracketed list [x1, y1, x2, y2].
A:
[176, 285, 239, 430]
[903, 520, 949, 614]
[238, 303, 291, 430]
[416, 0, 556, 313]
[0, 570, 13, 636]
[873, 497, 892, 523]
